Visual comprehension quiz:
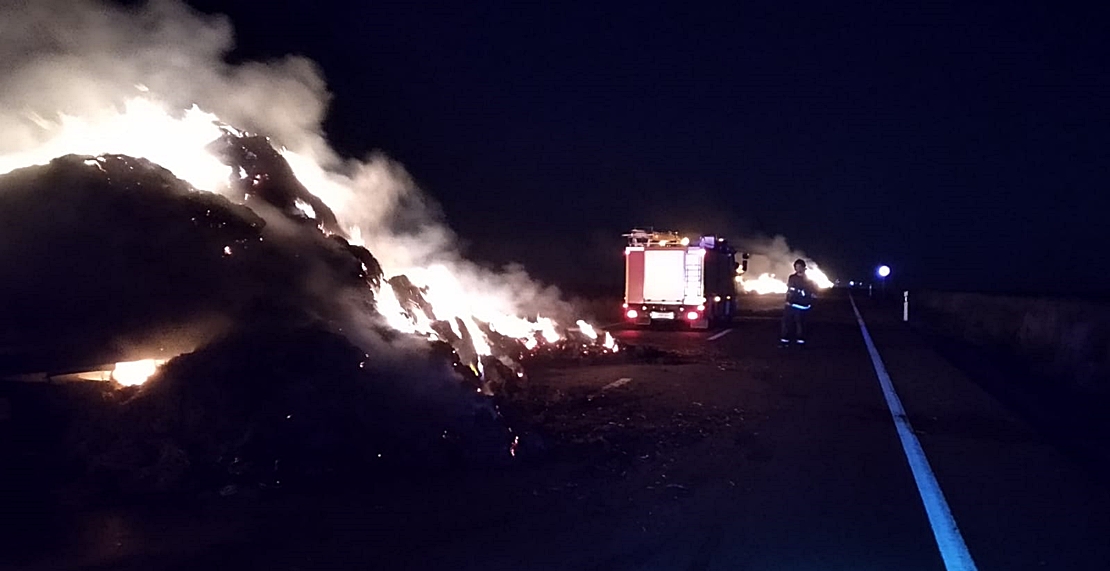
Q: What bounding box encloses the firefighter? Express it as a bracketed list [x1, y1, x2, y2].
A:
[780, 259, 816, 347]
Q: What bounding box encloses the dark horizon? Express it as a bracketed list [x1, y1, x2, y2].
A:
[186, 0, 1109, 297]
[5, 4, 1110, 570]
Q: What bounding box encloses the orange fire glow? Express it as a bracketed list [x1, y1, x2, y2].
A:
[1, 96, 617, 381]
[111, 359, 166, 386]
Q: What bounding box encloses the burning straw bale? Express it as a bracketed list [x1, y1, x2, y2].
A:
[0, 150, 385, 358]
[0, 121, 622, 502]
[387, 275, 437, 324]
[208, 130, 340, 234]
[0, 154, 263, 349]
[74, 326, 513, 497]
[332, 234, 384, 288]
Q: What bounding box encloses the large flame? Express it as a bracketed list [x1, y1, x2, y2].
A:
[739, 273, 789, 295]
[806, 267, 834, 289]
[739, 267, 835, 295]
[0, 98, 230, 193]
[374, 265, 572, 353]
[0, 96, 616, 376]
[112, 359, 166, 386]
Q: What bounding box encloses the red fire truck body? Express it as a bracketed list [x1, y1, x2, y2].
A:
[622, 229, 744, 329]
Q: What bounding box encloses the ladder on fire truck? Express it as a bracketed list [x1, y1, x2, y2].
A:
[684, 252, 704, 303]
[623, 228, 681, 248]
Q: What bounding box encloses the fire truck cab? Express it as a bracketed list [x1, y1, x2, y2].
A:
[622, 229, 747, 329]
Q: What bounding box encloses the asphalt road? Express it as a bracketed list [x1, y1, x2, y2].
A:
[8, 291, 1110, 570]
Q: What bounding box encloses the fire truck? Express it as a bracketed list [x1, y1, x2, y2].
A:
[622, 229, 748, 329]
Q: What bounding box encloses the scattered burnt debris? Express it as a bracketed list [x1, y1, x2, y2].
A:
[522, 340, 671, 369]
[69, 326, 512, 499]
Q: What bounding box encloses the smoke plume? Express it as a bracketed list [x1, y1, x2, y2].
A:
[738, 234, 831, 280]
[0, 0, 576, 361]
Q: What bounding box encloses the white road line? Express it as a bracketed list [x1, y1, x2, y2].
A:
[602, 377, 633, 391]
[850, 294, 979, 571]
[707, 328, 734, 341]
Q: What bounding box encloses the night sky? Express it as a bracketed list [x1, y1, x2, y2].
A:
[187, 0, 1109, 296]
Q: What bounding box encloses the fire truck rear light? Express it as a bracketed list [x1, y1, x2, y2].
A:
[686, 311, 699, 320]
[697, 304, 705, 311]
[626, 309, 639, 319]
[622, 303, 628, 308]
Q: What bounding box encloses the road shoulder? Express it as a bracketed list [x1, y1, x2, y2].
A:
[859, 300, 1110, 570]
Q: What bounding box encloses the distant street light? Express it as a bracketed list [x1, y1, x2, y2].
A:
[876, 265, 891, 297]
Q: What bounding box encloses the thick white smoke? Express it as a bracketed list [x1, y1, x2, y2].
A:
[0, 0, 327, 156]
[739, 234, 831, 281]
[0, 0, 573, 327]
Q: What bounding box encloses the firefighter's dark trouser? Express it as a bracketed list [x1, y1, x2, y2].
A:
[780, 305, 807, 344]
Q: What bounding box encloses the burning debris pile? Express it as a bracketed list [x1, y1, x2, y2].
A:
[0, 123, 618, 496]
[0, 147, 395, 364]
[0, 0, 621, 497]
[0, 130, 616, 375]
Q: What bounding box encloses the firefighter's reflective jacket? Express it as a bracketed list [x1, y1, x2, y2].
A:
[785, 274, 816, 310]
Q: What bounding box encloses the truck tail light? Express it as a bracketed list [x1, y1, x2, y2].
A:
[626, 309, 639, 319]
[686, 311, 700, 321]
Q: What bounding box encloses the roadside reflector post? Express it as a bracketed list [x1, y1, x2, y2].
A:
[903, 290, 910, 322]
